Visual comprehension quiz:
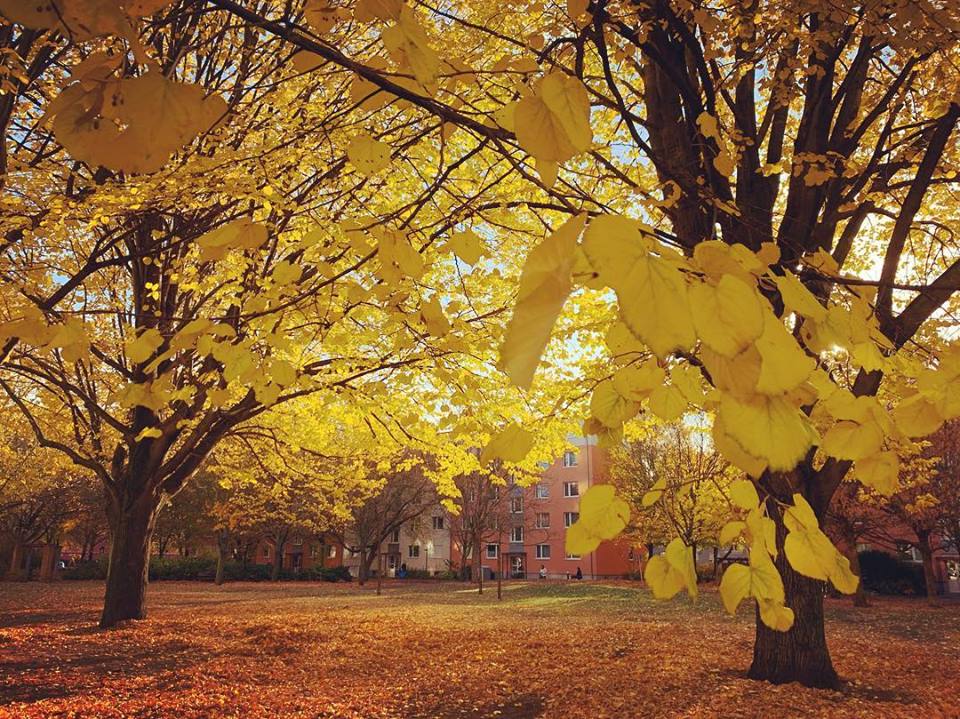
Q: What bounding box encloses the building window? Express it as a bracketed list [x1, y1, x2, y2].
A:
[327, 545, 337, 558]
[536, 544, 551, 559]
[563, 450, 578, 467]
[511, 496, 523, 513]
[565, 553, 581, 560]
[896, 542, 921, 562]
[408, 544, 420, 558]
[536, 484, 549, 499]
[263, 546, 270, 558]
[536, 512, 550, 529]
[391, 529, 400, 543]
[564, 511, 579, 528]
[510, 526, 524, 543]
[432, 516, 444, 530]
[292, 538, 303, 547]
[564, 481, 580, 497]
[486, 544, 498, 559]
[310, 544, 320, 559]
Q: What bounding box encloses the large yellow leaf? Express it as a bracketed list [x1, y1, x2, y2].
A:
[648, 384, 686, 421]
[448, 230, 484, 266]
[499, 215, 586, 388]
[690, 275, 764, 357]
[717, 394, 817, 471]
[347, 133, 392, 175]
[582, 216, 695, 359]
[382, 8, 441, 88]
[774, 271, 827, 321]
[480, 424, 534, 464]
[564, 484, 630, 554]
[755, 310, 815, 395]
[718, 553, 784, 615]
[821, 419, 884, 461]
[196, 220, 269, 262]
[590, 379, 640, 428]
[854, 451, 899, 495]
[51, 70, 226, 174]
[514, 72, 592, 163]
[892, 393, 945, 438]
[729, 479, 760, 509]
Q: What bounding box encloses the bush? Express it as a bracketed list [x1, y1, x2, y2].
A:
[149, 556, 217, 581]
[858, 549, 926, 595]
[220, 561, 273, 582]
[62, 559, 108, 580]
[299, 565, 352, 582]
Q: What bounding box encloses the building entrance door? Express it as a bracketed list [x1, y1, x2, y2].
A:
[511, 554, 525, 579]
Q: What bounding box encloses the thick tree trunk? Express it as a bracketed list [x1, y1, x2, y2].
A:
[271, 541, 284, 581]
[100, 498, 158, 628]
[748, 510, 839, 689]
[358, 550, 374, 585]
[849, 546, 868, 608]
[916, 532, 940, 606]
[6, 542, 22, 580]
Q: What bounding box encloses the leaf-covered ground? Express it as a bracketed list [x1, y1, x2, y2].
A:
[1, 580, 958, 718]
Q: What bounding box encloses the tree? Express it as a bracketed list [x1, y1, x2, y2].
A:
[4, 0, 960, 690]
[337, 455, 436, 585]
[610, 422, 731, 577]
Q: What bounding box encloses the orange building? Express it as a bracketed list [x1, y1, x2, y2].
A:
[452, 436, 641, 580]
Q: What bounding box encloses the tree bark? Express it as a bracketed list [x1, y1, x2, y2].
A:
[916, 532, 940, 606]
[848, 545, 868, 608]
[271, 540, 285, 581]
[214, 531, 228, 586]
[100, 498, 158, 628]
[6, 542, 22, 580]
[748, 508, 839, 689]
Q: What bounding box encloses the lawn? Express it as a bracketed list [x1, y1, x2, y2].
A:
[1, 580, 958, 718]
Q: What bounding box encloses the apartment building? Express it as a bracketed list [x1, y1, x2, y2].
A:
[341, 505, 452, 578]
[452, 436, 641, 580]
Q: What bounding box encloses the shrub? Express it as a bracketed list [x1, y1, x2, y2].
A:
[858, 549, 926, 595]
[62, 559, 108, 580]
[149, 556, 217, 581]
[221, 562, 272, 582]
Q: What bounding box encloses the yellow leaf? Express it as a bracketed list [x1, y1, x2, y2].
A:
[775, 271, 826, 321]
[689, 275, 764, 357]
[755, 310, 815, 395]
[196, 220, 269, 261]
[134, 426, 163, 442]
[854, 451, 899, 496]
[648, 384, 686, 421]
[514, 72, 592, 163]
[303, 1, 341, 33]
[292, 50, 325, 72]
[382, 8, 441, 88]
[591, 379, 640, 429]
[892, 393, 945, 438]
[272, 260, 302, 286]
[51, 70, 226, 174]
[499, 215, 585, 388]
[448, 230, 484, 266]
[821, 419, 884, 461]
[269, 360, 298, 387]
[126, 328, 163, 364]
[719, 520, 745, 545]
[480, 424, 534, 464]
[420, 297, 450, 337]
[355, 0, 402, 22]
[729, 479, 760, 510]
[717, 394, 817, 472]
[758, 599, 795, 632]
[582, 216, 695, 359]
[347, 133, 391, 175]
[565, 485, 630, 554]
[612, 360, 666, 401]
[644, 555, 685, 600]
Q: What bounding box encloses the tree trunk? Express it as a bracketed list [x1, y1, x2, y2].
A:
[214, 531, 228, 586]
[6, 542, 22, 580]
[100, 498, 158, 628]
[846, 544, 869, 608]
[358, 550, 374, 585]
[748, 509, 839, 689]
[916, 532, 940, 606]
[271, 540, 284, 581]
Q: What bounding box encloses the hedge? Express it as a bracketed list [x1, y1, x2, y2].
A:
[62, 558, 352, 582]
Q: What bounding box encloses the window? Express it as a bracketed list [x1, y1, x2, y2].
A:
[310, 544, 320, 559]
[486, 544, 499, 559]
[391, 529, 400, 543]
[292, 538, 303, 547]
[408, 544, 420, 558]
[536, 512, 550, 529]
[896, 542, 921, 562]
[511, 496, 523, 513]
[565, 553, 581, 560]
[563, 511, 579, 528]
[536, 544, 551, 559]
[564, 481, 580, 497]
[432, 516, 445, 530]
[327, 545, 337, 558]
[563, 450, 578, 467]
[536, 484, 549, 499]
[510, 526, 524, 543]
[263, 546, 270, 558]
